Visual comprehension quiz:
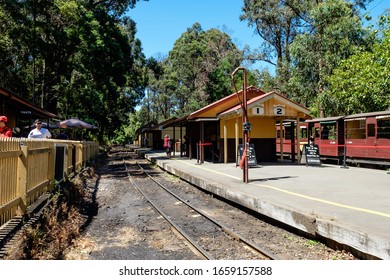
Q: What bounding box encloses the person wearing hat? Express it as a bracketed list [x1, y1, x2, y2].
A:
[28, 119, 52, 139]
[0, 115, 12, 138]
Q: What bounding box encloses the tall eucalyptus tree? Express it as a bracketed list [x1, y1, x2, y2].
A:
[0, 0, 147, 142]
[168, 23, 243, 115]
[240, 0, 373, 116]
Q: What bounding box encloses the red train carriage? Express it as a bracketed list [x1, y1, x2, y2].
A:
[344, 111, 390, 165]
[276, 111, 390, 167]
[306, 116, 345, 163]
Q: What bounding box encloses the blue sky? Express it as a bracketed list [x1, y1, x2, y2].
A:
[129, 0, 389, 70]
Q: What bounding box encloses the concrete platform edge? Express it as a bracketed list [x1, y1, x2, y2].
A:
[137, 149, 388, 260]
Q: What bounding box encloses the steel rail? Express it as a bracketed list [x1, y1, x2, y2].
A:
[126, 153, 279, 260]
[122, 157, 212, 260]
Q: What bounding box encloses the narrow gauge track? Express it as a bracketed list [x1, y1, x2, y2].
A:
[123, 152, 279, 260]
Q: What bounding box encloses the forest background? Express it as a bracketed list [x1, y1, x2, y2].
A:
[0, 0, 389, 144]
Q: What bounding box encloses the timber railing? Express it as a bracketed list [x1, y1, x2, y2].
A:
[0, 138, 99, 227]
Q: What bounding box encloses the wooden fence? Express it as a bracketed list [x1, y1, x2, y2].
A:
[0, 138, 99, 227]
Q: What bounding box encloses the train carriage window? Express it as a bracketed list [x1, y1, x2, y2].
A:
[321, 125, 329, 139]
[377, 119, 390, 139]
[300, 128, 307, 139]
[315, 127, 320, 138]
[285, 128, 292, 140]
[367, 124, 375, 137]
[320, 123, 337, 140]
[346, 120, 366, 139]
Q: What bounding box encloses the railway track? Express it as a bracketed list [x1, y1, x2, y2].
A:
[2, 146, 357, 260]
[123, 151, 279, 260]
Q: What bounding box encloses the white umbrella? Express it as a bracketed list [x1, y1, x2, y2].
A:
[59, 118, 97, 129]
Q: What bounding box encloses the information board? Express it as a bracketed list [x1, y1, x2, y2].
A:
[300, 144, 321, 166]
[237, 144, 258, 167]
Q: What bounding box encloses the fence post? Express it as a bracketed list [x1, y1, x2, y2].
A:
[47, 142, 55, 191]
[17, 145, 28, 215]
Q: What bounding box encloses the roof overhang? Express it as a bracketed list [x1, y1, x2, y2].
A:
[0, 86, 56, 118]
[162, 115, 189, 128]
[194, 117, 219, 122]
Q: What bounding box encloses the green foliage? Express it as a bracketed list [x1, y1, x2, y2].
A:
[112, 111, 141, 144]
[168, 23, 243, 113]
[137, 23, 243, 124]
[240, 0, 377, 116]
[286, 0, 373, 115]
[2, 0, 387, 143]
[327, 21, 390, 115]
[240, 0, 303, 91]
[0, 0, 147, 143]
[252, 69, 276, 93]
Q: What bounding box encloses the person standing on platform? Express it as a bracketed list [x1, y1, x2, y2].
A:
[28, 119, 52, 139]
[144, 137, 148, 147]
[163, 134, 171, 158]
[0, 116, 12, 138]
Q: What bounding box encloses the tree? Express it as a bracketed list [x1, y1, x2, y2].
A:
[240, 0, 373, 115]
[113, 111, 141, 144]
[168, 23, 243, 115]
[0, 0, 147, 142]
[69, 10, 146, 141]
[142, 57, 177, 123]
[240, 0, 302, 91]
[286, 0, 373, 115]
[327, 19, 390, 115]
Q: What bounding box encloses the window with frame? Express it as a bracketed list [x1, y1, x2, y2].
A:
[300, 128, 307, 139]
[346, 120, 366, 139]
[377, 119, 390, 139]
[314, 127, 320, 138]
[320, 123, 337, 140]
[284, 127, 292, 140]
[367, 124, 375, 137]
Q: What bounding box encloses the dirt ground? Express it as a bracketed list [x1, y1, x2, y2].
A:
[64, 154, 202, 260]
[63, 150, 356, 260]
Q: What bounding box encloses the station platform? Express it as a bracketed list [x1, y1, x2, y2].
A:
[132, 147, 390, 260]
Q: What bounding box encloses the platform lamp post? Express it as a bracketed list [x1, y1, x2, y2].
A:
[231, 67, 250, 183]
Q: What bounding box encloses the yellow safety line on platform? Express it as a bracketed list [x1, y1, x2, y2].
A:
[174, 158, 390, 219]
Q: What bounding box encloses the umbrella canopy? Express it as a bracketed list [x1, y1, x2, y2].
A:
[59, 118, 97, 129]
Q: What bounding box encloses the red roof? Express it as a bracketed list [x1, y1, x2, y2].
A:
[188, 86, 266, 120]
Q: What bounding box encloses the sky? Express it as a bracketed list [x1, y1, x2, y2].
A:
[128, 0, 389, 70]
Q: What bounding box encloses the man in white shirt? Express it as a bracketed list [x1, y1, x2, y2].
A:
[28, 119, 52, 139]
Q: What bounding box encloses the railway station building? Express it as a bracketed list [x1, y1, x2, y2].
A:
[163, 86, 311, 164]
[137, 117, 187, 151]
